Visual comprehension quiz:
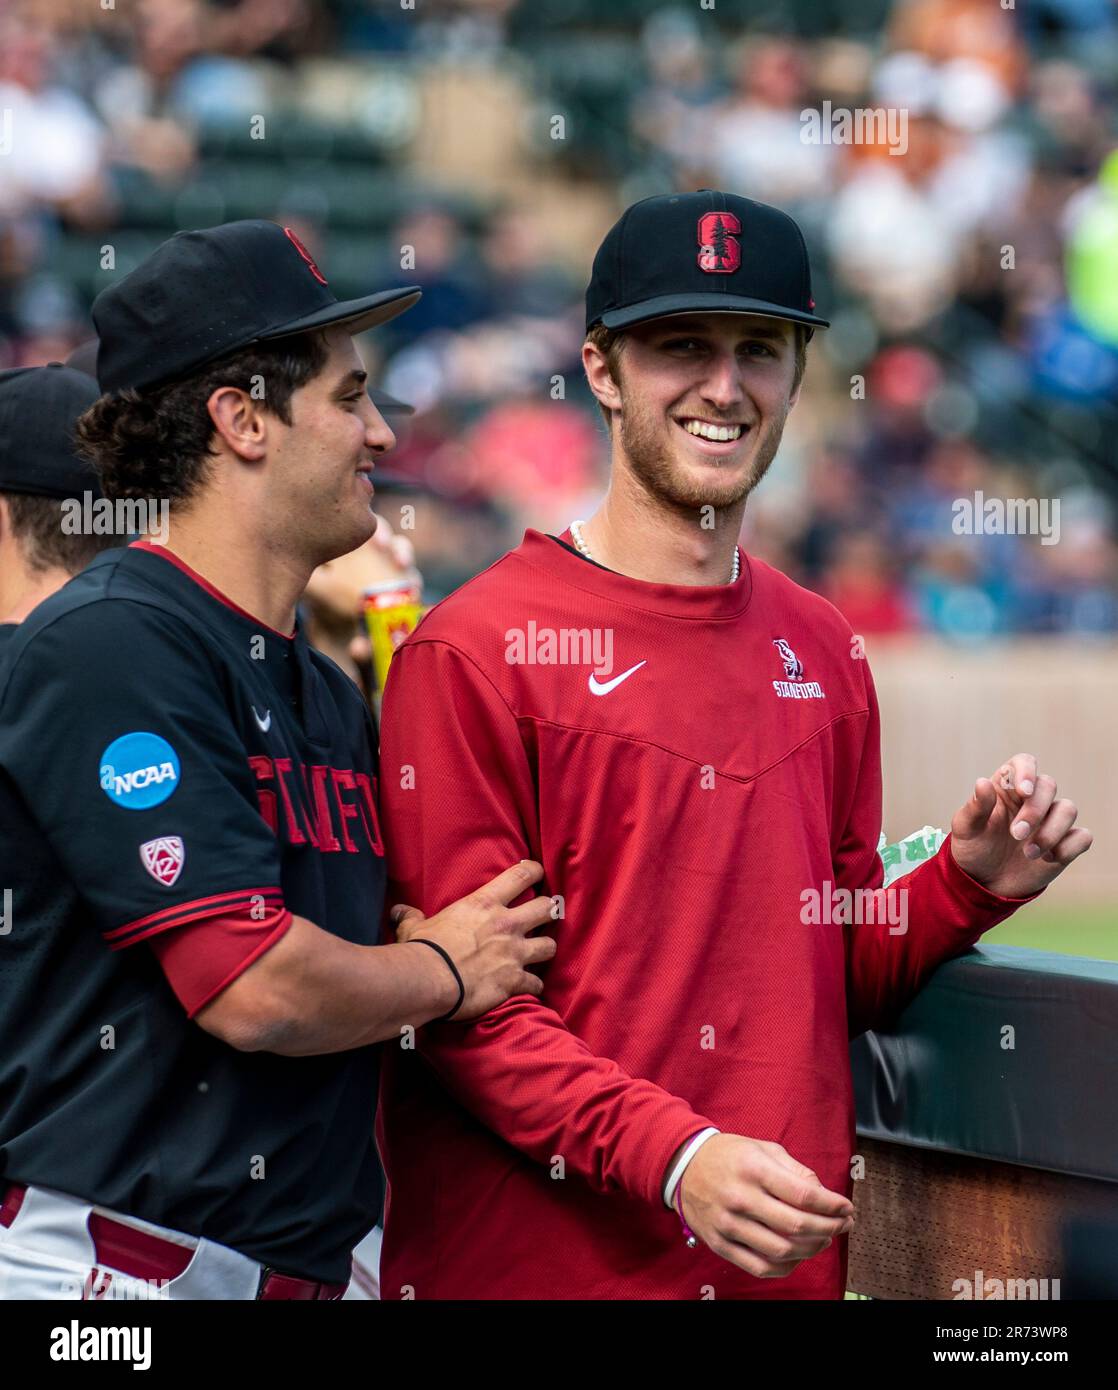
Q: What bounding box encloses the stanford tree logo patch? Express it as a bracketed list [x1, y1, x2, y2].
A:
[697, 211, 742, 274]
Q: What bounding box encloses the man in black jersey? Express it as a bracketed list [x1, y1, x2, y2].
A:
[0, 364, 119, 646]
[0, 220, 556, 1300]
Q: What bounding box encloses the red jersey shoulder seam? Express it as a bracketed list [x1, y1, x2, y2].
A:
[406, 549, 523, 629]
[394, 636, 521, 723]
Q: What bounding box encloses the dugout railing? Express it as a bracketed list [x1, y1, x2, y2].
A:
[848, 945, 1118, 1300]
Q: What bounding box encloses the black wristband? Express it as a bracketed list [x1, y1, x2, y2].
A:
[410, 938, 466, 1021]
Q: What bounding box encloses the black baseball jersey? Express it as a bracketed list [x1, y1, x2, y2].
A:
[0, 623, 17, 651]
[0, 543, 387, 1282]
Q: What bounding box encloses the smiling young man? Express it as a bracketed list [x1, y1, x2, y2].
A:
[0, 221, 555, 1299]
[376, 191, 1092, 1300]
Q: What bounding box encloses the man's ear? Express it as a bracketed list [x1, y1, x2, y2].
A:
[206, 387, 269, 463]
[582, 341, 623, 416]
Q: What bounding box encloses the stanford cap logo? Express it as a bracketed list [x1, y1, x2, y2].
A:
[140, 836, 185, 887]
[697, 211, 741, 274]
[283, 227, 328, 285]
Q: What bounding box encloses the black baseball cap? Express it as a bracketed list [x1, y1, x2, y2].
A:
[66, 337, 415, 415]
[92, 220, 421, 394]
[586, 190, 829, 337]
[0, 363, 103, 499]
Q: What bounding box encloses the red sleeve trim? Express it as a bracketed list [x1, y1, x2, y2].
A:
[183, 910, 293, 1019]
[104, 888, 284, 950]
[148, 904, 294, 1019]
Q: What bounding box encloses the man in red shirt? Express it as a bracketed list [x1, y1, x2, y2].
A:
[376, 191, 1092, 1299]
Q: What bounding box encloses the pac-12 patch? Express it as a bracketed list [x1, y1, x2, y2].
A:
[99, 732, 181, 810]
[140, 836, 185, 886]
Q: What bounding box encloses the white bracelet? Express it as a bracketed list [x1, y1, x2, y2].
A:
[663, 1127, 720, 1208]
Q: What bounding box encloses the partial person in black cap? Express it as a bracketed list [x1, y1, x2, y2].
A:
[374, 190, 1091, 1301]
[0, 363, 119, 643]
[0, 219, 555, 1300]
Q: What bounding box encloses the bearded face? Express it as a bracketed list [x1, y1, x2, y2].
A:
[598, 313, 801, 515]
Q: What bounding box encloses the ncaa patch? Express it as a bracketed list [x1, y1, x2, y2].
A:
[140, 836, 185, 887]
[99, 732, 181, 810]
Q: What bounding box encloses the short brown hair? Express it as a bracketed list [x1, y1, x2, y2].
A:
[585, 319, 809, 429]
[75, 332, 330, 506]
[0, 492, 119, 575]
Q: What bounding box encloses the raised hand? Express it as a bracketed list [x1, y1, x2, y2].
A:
[949, 753, 1092, 899]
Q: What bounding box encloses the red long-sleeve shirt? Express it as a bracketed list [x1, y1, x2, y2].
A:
[376, 530, 1035, 1299]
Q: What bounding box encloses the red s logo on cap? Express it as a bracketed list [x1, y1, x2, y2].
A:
[697, 212, 741, 274]
[284, 227, 328, 286]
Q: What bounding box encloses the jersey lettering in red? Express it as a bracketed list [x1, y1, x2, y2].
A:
[248, 757, 384, 856]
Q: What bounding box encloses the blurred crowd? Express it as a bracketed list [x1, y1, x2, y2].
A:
[2, 0, 1118, 640]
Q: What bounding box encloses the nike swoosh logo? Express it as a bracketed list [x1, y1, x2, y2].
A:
[252, 707, 272, 733]
[588, 661, 647, 696]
